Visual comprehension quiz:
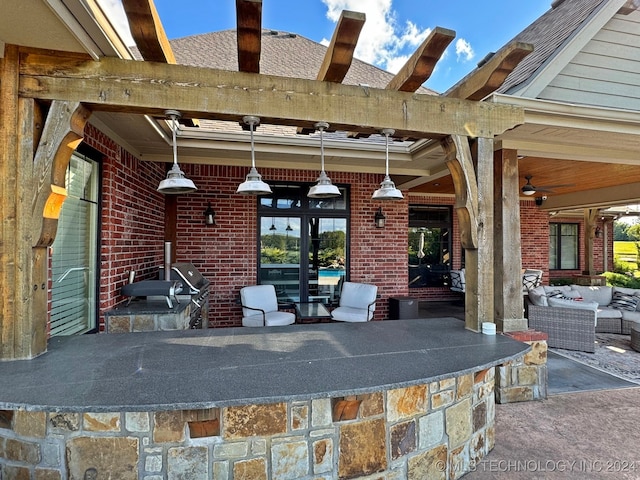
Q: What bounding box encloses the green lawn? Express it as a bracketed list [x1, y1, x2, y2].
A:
[614, 241, 638, 269]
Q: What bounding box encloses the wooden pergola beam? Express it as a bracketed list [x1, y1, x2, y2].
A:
[236, 0, 262, 74]
[121, 0, 176, 64]
[18, 53, 525, 138]
[446, 41, 534, 101]
[121, 0, 198, 126]
[298, 10, 365, 135]
[317, 10, 366, 83]
[349, 27, 455, 139]
[386, 27, 455, 92]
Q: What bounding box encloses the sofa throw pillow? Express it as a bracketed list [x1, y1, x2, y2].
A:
[544, 289, 584, 301]
[608, 291, 640, 311]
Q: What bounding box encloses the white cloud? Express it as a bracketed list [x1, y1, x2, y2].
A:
[455, 38, 474, 62]
[321, 0, 432, 74]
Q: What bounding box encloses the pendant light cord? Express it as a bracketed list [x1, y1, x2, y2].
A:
[319, 126, 326, 173]
[249, 121, 256, 168]
[171, 114, 178, 167]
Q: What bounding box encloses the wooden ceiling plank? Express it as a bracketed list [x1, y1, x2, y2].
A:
[236, 0, 262, 74]
[121, 0, 176, 64]
[18, 54, 525, 139]
[446, 41, 534, 101]
[386, 27, 455, 92]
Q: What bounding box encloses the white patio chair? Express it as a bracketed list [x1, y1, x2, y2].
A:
[240, 285, 295, 327]
[330, 282, 377, 322]
[522, 269, 543, 293]
[450, 269, 466, 293]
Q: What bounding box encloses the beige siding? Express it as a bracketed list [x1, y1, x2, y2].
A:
[538, 13, 640, 111]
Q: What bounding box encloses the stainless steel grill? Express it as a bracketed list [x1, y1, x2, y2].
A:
[161, 263, 210, 329]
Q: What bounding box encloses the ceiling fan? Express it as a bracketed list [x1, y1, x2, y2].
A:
[521, 175, 574, 196]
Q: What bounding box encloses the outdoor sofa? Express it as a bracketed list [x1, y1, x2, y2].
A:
[526, 284, 640, 352]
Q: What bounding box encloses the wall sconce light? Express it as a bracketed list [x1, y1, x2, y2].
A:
[204, 202, 215, 226]
[595, 226, 602, 238]
[374, 207, 386, 228]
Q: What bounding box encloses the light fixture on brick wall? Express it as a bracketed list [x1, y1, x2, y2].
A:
[308, 122, 341, 198]
[372, 128, 403, 201]
[157, 110, 198, 194]
[204, 202, 216, 226]
[374, 207, 386, 228]
[236, 116, 272, 195]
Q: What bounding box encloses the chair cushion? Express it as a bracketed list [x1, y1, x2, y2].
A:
[547, 296, 598, 312]
[331, 306, 373, 322]
[240, 285, 278, 317]
[528, 286, 547, 306]
[570, 285, 612, 306]
[264, 311, 295, 326]
[596, 307, 623, 319]
[339, 282, 377, 311]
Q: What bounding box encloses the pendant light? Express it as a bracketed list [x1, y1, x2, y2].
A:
[308, 122, 341, 199]
[157, 110, 197, 194]
[236, 116, 272, 195]
[372, 128, 403, 201]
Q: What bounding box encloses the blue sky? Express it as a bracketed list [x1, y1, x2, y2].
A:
[101, 0, 550, 93]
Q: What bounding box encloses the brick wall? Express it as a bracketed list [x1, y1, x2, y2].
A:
[85, 127, 613, 329]
[84, 125, 167, 330]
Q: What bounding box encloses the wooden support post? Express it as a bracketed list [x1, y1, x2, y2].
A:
[1, 47, 45, 359]
[443, 135, 494, 331]
[584, 208, 599, 276]
[1, 45, 90, 360]
[494, 148, 528, 332]
[475, 137, 495, 330]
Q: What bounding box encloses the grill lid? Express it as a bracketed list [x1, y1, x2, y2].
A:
[170, 263, 209, 293]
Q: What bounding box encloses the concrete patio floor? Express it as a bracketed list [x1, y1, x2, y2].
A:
[419, 301, 640, 479]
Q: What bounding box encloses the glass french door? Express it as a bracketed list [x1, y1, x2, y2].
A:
[258, 184, 349, 303]
[50, 151, 99, 336]
[260, 215, 347, 303]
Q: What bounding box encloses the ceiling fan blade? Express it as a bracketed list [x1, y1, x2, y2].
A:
[537, 183, 575, 189]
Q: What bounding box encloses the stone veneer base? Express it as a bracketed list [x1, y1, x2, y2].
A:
[1, 367, 495, 479]
[0, 319, 530, 478]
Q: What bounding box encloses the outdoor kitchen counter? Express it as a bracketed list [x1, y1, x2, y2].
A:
[0, 318, 528, 412]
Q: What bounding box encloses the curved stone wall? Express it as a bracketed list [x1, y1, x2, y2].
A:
[0, 367, 494, 479]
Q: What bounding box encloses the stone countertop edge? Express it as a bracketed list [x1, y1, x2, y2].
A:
[0, 320, 531, 413]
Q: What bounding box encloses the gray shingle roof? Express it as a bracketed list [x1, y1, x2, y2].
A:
[496, 0, 605, 94]
[169, 29, 435, 94]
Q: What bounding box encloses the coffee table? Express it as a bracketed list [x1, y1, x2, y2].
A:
[294, 302, 332, 323]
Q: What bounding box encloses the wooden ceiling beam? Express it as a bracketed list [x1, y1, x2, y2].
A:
[386, 27, 455, 92]
[236, 0, 262, 74]
[18, 54, 525, 138]
[298, 10, 365, 135]
[446, 41, 534, 101]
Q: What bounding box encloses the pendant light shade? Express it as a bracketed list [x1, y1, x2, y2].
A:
[372, 128, 403, 201]
[236, 116, 272, 195]
[157, 110, 197, 194]
[308, 122, 341, 199]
